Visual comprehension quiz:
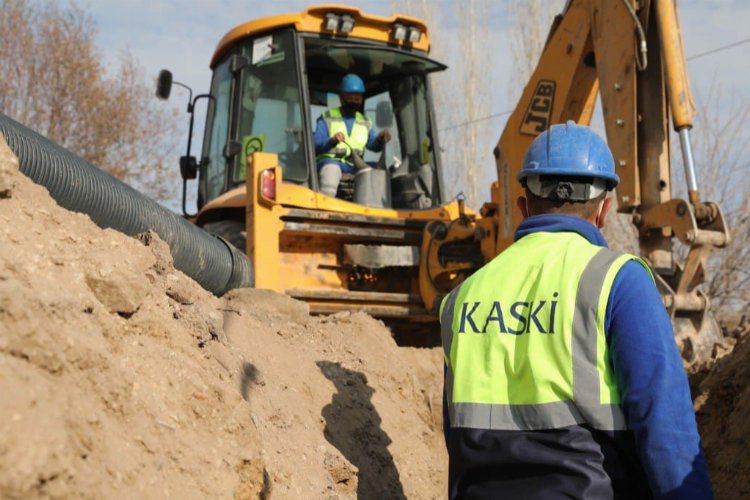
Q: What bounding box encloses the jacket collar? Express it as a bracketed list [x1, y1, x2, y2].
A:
[514, 213, 608, 247]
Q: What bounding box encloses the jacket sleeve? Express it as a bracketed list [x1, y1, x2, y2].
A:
[606, 260, 713, 499]
[313, 116, 337, 154]
[365, 125, 384, 152]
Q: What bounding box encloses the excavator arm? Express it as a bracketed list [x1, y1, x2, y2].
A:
[421, 0, 729, 363]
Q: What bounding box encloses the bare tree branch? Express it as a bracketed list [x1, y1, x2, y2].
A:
[390, 0, 493, 208]
[0, 0, 180, 202]
[676, 83, 750, 313]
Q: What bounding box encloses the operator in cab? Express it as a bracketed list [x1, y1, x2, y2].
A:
[440, 122, 713, 499]
[314, 73, 391, 198]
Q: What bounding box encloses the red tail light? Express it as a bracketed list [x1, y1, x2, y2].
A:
[261, 169, 276, 200]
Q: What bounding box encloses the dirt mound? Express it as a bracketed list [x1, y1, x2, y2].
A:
[0, 135, 446, 498]
[694, 316, 750, 499]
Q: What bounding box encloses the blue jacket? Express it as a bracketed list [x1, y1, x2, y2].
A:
[443, 213, 712, 499]
[313, 110, 383, 174]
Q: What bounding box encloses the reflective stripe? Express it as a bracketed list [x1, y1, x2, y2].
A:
[319, 115, 349, 157]
[440, 288, 460, 364]
[445, 368, 455, 422]
[319, 109, 370, 163]
[322, 112, 349, 157]
[440, 286, 461, 416]
[447, 245, 630, 431]
[440, 288, 460, 422]
[572, 248, 625, 411]
[449, 401, 626, 431]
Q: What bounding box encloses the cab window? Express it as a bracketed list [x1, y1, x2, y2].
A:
[233, 29, 307, 184]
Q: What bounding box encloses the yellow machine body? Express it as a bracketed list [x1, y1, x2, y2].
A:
[183, 2, 726, 353]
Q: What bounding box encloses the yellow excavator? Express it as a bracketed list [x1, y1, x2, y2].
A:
[156, 1, 728, 360]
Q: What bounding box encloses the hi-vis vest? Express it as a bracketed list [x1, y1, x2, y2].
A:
[316, 108, 372, 166]
[440, 231, 651, 432]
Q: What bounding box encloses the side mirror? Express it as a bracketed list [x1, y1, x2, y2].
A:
[179, 155, 198, 180]
[375, 101, 394, 128]
[156, 69, 173, 100]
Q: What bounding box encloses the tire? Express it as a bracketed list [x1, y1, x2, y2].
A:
[202, 220, 247, 254]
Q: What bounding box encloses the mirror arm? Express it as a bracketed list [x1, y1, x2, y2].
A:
[182, 178, 195, 219]
[185, 94, 215, 160]
[171, 81, 193, 112]
[181, 93, 215, 218]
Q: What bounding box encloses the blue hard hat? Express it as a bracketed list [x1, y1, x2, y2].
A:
[518, 121, 619, 190]
[340, 74, 365, 94]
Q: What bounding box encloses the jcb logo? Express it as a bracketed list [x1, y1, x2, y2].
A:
[520, 80, 556, 136]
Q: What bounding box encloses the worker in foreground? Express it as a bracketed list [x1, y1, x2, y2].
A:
[440, 122, 712, 499]
[314, 73, 391, 197]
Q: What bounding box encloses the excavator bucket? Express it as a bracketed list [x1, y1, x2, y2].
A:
[673, 310, 724, 370]
[645, 200, 730, 369]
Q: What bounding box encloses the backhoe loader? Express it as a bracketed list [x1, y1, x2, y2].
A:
[157, 1, 728, 361]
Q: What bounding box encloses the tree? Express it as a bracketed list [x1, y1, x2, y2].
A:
[452, 0, 491, 207]
[679, 85, 750, 315]
[0, 0, 180, 201]
[506, 0, 561, 101]
[390, 0, 492, 208]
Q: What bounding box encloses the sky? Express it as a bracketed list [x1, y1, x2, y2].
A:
[79, 0, 750, 206]
[83, 0, 750, 107]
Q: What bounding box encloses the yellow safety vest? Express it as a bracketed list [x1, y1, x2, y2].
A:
[440, 231, 651, 431]
[316, 108, 372, 166]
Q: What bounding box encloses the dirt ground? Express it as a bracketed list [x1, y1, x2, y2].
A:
[0, 135, 446, 498]
[693, 315, 750, 499]
[2, 132, 749, 499]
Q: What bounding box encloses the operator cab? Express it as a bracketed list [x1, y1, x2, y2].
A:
[189, 9, 447, 212]
[304, 39, 445, 208]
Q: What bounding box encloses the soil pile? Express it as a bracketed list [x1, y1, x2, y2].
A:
[0, 135, 446, 499]
[6, 130, 750, 499]
[694, 315, 749, 499]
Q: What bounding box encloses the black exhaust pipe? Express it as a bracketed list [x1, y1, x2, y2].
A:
[0, 112, 252, 295]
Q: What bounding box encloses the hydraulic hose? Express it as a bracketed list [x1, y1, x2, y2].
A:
[0, 112, 252, 295]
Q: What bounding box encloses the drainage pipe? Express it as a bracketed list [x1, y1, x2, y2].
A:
[0, 112, 252, 295]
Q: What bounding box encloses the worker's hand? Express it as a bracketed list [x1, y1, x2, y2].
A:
[334, 132, 346, 143]
[378, 130, 392, 144]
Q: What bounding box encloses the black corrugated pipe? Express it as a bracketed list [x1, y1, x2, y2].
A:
[0, 112, 253, 295]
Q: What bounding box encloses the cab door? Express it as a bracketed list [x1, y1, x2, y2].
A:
[232, 29, 311, 187]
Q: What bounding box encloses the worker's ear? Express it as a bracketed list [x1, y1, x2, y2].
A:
[596, 196, 613, 228]
[517, 196, 530, 219]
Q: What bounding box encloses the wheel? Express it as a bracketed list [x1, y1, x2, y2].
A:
[202, 220, 247, 254]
